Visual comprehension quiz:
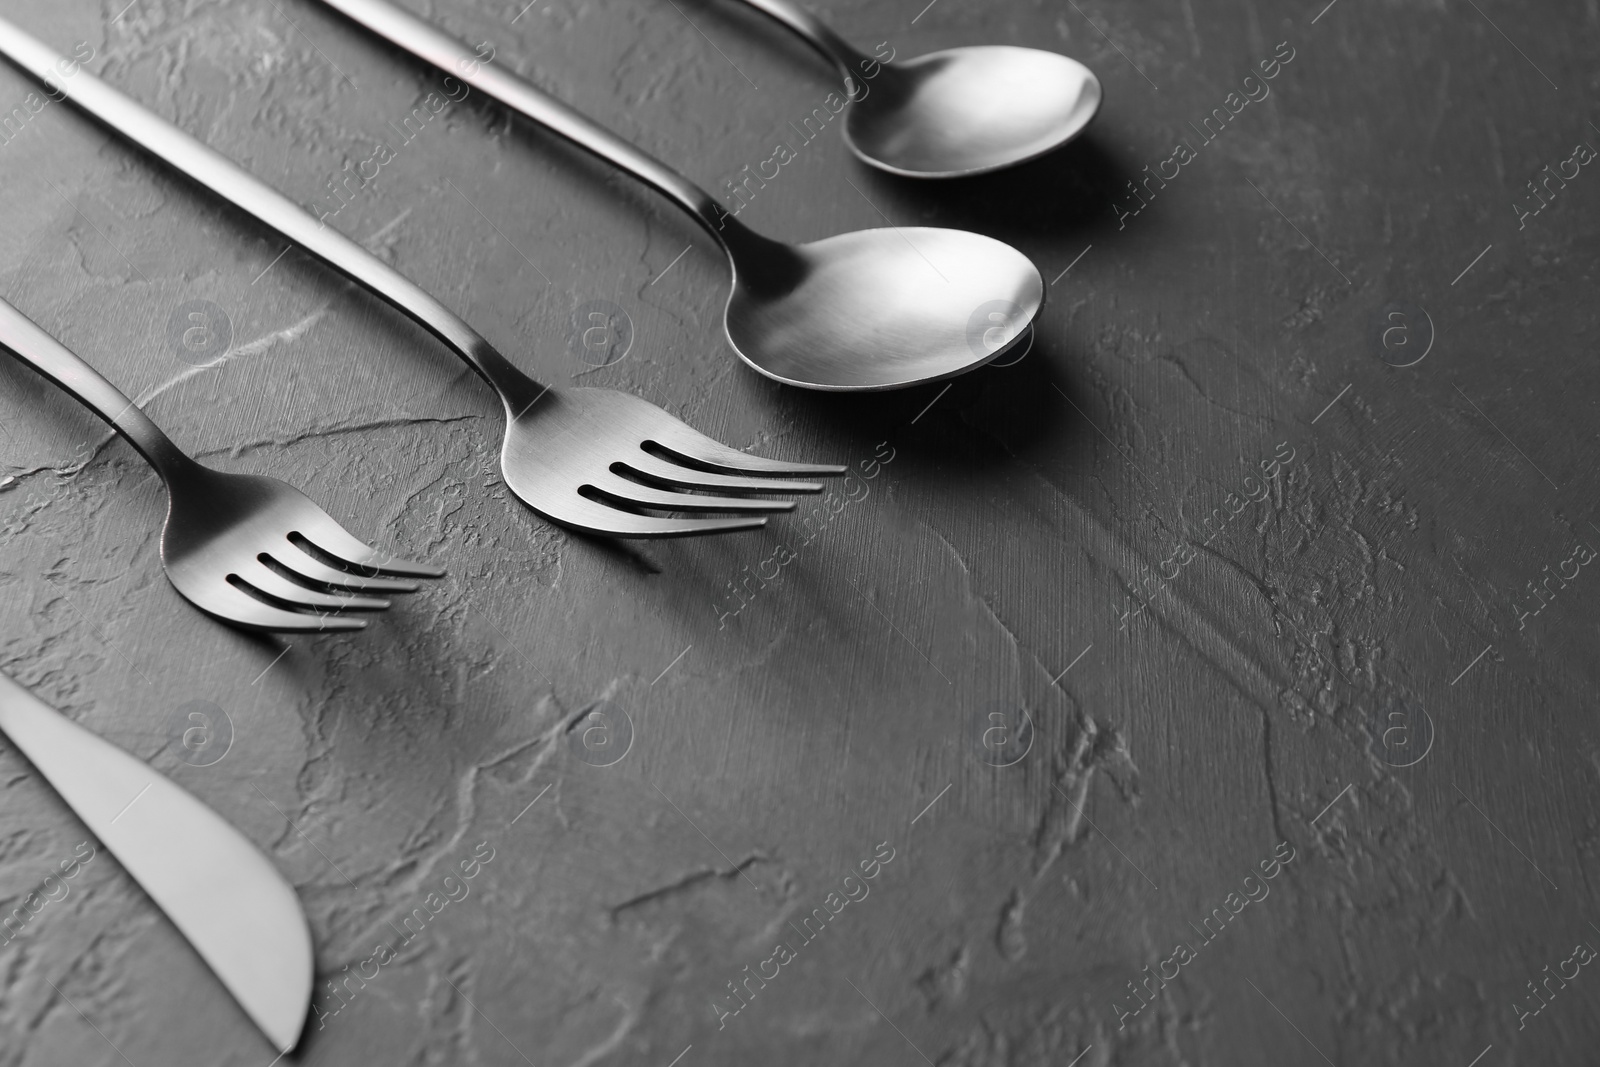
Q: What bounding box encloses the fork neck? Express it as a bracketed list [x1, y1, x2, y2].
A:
[0, 297, 201, 485]
[467, 335, 548, 417]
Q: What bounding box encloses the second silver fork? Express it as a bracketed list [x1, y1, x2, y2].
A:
[0, 17, 844, 539]
[0, 297, 439, 632]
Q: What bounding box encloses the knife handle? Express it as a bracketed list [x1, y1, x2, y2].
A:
[0, 672, 313, 1052]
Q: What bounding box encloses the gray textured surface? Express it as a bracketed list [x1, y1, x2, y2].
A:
[1, 0, 1597, 1064]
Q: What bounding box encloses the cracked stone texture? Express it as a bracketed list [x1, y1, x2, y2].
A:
[0, 0, 1597, 1064]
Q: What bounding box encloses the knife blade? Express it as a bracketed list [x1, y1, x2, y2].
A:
[0, 671, 313, 1052]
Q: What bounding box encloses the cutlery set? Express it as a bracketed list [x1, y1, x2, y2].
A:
[0, 0, 1101, 1053]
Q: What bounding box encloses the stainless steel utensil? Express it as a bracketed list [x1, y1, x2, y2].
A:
[735, 0, 1102, 178]
[0, 16, 842, 538]
[0, 296, 439, 632]
[0, 669, 313, 1052]
[312, 0, 1044, 392]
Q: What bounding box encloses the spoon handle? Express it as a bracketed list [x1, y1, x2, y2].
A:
[0, 14, 538, 408]
[735, 0, 869, 77]
[0, 295, 194, 481]
[315, 0, 730, 241]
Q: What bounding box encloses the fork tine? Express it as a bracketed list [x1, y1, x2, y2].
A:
[270, 542, 423, 593]
[195, 581, 370, 632]
[645, 430, 849, 477]
[619, 453, 825, 495]
[576, 511, 771, 537]
[589, 475, 798, 514]
[234, 561, 392, 613]
[291, 515, 445, 578]
[536, 492, 770, 538]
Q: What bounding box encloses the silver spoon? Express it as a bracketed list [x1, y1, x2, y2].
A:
[316, 0, 1043, 392]
[736, 0, 1103, 178]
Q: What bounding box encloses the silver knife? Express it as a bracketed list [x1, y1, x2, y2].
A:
[0, 671, 313, 1052]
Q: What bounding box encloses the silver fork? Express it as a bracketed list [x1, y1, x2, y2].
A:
[0, 297, 440, 633]
[0, 18, 844, 538]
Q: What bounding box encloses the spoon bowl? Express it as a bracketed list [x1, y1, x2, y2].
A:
[847, 47, 1102, 178]
[724, 225, 1044, 390]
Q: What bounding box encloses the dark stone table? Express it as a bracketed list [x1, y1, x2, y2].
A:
[1, 0, 1596, 1064]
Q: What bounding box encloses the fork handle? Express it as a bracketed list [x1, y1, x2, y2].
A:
[0, 15, 542, 413]
[0, 296, 194, 480]
[315, 0, 733, 243]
